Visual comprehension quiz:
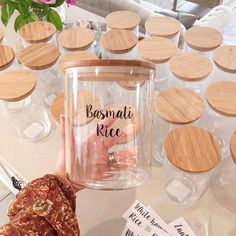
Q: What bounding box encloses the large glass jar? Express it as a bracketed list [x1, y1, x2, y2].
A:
[0, 70, 51, 142]
[64, 59, 155, 190]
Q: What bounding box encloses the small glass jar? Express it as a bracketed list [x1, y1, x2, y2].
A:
[162, 126, 221, 208]
[145, 16, 182, 46]
[57, 27, 96, 56]
[0, 45, 18, 71]
[100, 29, 138, 59]
[0, 70, 51, 142]
[169, 52, 213, 96]
[106, 11, 141, 37]
[184, 26, 223, 59]
[18, 21, 57, 48]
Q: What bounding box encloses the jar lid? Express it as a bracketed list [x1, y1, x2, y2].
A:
[19, 43, 60, 70]
[184, 26, 223, 51]
[155, 88, 205, 124]
[145, 16, 181, 37]
[0, 28, 4, 42]
[231, 131, 236, 163]
[0, 45, 15, 70]
[100, 30, 138, 53]
[58, 51, 98, 73]
[57, 27, 96, 51]
[206, 81, 236, 116]
[118, 80, 145, 90]
[138, 37, 177, 63]
[19, 21, 56, 43]
[106, 11, 141, 30]
[164, 126, 221, 173]
[213, 45, 236, 73]
[0, 70, 36, 102]
[169, 52, 212, 81]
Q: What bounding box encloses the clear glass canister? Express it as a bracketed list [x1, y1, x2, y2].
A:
[18, 21, 57, 48]
[0, 70, 51, 142]
[0, 45, 18, 71]
[64, 59, 155, 190]
[57, 27, 96, 56]
[100, 30, 138, 59]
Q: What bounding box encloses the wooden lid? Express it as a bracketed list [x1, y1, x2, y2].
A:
[19, 43, 60, 70]
[138, 37, 177, 63]
[100, 30, 138, 53]
[19, 21, 56, 43]
[184, 26, 223, 52]
[0, 28, 4, 42]
[213, 45, 236, 73]
[58, 51, 98, 73]
[0, 70, 36, 102]
[145, 16, 181, 37]
[57, 27, 95, 51]
[106, 11, 141, 30]
[230, 131, 236, 163]
[155, 88, 205, 124]
[0, 45, 15, 70]
[50, 90, 100, 125]
[164, 126, 221, 173]
[169, 52, 212, 81]
[206, 81, 236, 116]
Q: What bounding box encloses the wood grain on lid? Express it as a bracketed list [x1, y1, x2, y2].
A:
[138, 37, 177, 63]
[118, 80, 145, 90]
[184, 26, 223, 51]
[0, 70, 36, 102]
[58, 51, 98, 73]
[145, 16, 181, 37]
[169, 52, 212, 81]
[213, 45, 236, 73]
[100, 30, 138, 53]
[164, 126, 221, 173]
[19, 43, 60, 70]
[19, 21, 56, 43]
[230, 131, 236, 163]
[0, 45, 15, 70]
[0, 28, 4, 42]
[57, 27, 95, 51]
[155, 88, 205, 124]
[106, 11, 141, 30]
[206, 81, 236, 116]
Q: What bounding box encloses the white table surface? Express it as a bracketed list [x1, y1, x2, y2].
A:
[0, 5, 236, 236]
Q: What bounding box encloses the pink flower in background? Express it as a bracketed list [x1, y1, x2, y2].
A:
[65, 0, 77, 5]
[36, 0, 56, 4]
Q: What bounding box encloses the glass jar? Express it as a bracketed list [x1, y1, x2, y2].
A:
[0, 70, 51, 142]
[145, 16, 182, 46]
[18, 21, 57, 48]
[57, 27, 96, 56]
[100, 29, 138, 59]
[184, 26, 223, 59]
[64, 59, 155, 190]
[0, 45, 18, 71]
[162, 126, 221, 207]
[106, 11, 141, 37]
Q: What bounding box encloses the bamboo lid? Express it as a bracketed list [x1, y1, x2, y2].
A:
[100, 30, 138, 53]
[0, 70, 36, 102]
[206, 81, 236, 116]
[0, 45, 15, 70]
[145, 16, 181, 37]
[138, 37, 177, 63]
[184, 26, 223, 51]
[231, 131, 236, 163]
[164, 126, 221, 173]
[213, 45, 236, 73]
[57, 27, 95, 51]
[155, 88, 205, 124]
[58, 51, 98, 73]
[169, 52, 212, 81]
[0, 28, 4, 42]
[19, 21, 56, 43]
[19, 43, 60, 70]
[106, 11, 141, 30]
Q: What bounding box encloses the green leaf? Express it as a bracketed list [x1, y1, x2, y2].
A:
[4, 0, 19, 9]
[30, 2, 45, 9]
[1, 4, 15, 26]
[28, 11, 39, 22]
[14, 14, 27, 31]
[50, 0, 64, 7]
[18, 2, 29, 16]
[47, 8, 62, 31]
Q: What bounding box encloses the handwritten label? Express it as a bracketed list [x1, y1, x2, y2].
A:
[168, 218, 196, 236]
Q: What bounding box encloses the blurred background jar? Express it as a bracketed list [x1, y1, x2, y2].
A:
[0, 70, 51, 142]
[100, 29, 138, 59]
[162, 126, 221, 208]
[0, 45, 19, 72]
[145, 16, 182, 46]
[57, 27, 96, 56]
[106, 11, 141, 37]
